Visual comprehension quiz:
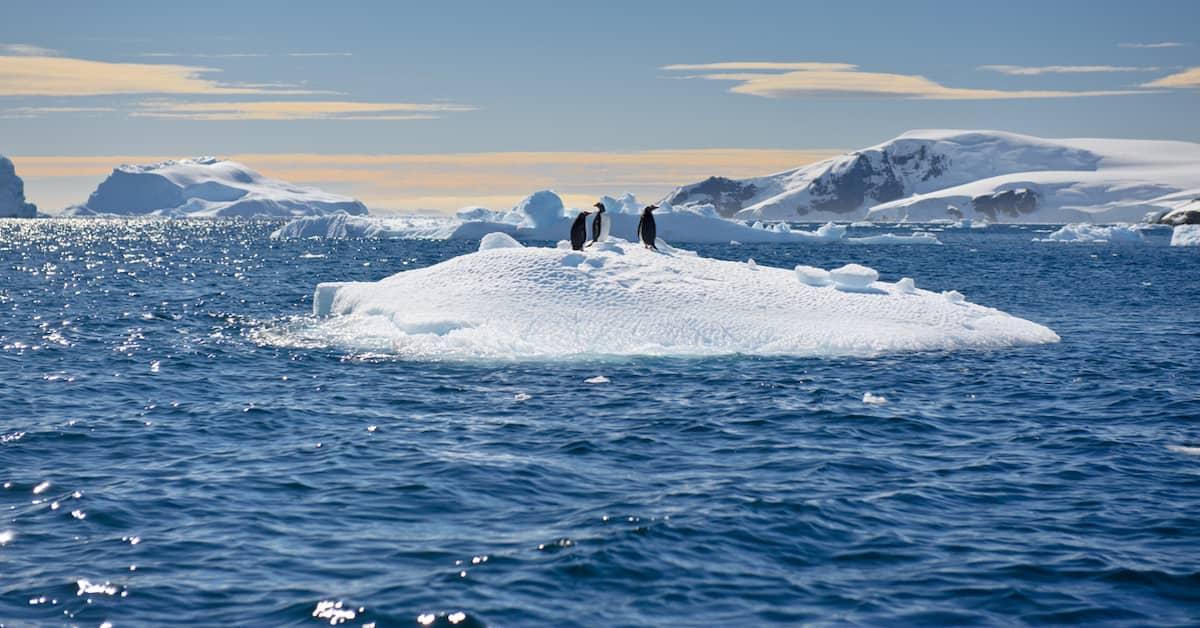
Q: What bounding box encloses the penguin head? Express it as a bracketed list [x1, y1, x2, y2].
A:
[644, 204, 658, 213]
[592, 202, 605, 212]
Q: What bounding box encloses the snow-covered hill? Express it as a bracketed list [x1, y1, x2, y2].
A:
[63, 157, 368, 218]
[0, 156, 38, 218]
[662, 130, 1200, 224]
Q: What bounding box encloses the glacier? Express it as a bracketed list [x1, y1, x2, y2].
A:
[289, 238, 1058, 360]
[63, 157, 368, 218]
[663, 130, 1200, 224]
[0, 156, 38, 218]
[271, 190, 941, 245]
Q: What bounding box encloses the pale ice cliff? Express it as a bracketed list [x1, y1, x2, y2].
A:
[0, 156, 37, 218]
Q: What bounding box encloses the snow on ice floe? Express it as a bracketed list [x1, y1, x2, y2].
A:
[1171, 224, 1200, 246]
[1034, 223, 1145, 243]
[271, 190, 942, 245]
[277, 238, 1058, 360]
[62, 157, 367, 218]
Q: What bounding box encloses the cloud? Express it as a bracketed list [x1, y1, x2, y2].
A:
[663, 61, 1151, 100]
[662, 62, 858, 72]
[12, 149, 841, 213]
[131, 100, 476, 120]
[138, 52, 269, 58]
[0, 55, 317, 96]
[979, 64, 1159, 75]
[0, 43, 60, 56]
[1142, 66, 1200, 88]
[287, 52, 353, 57]
[1118, 42, 1186, 48]
[0, 106, 115, 119]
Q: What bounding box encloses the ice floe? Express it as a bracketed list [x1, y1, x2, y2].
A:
[285, 238, 1058, 360]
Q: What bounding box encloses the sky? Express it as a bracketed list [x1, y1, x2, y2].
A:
[2, 0, 1198, 213]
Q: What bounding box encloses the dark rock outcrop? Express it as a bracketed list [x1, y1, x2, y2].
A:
[971, 188, 1039, 220]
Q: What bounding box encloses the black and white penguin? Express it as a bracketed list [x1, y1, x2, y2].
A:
[588, 202, 610, 246]
[636, 204, 659, 250]
[570, 211, 590, 250]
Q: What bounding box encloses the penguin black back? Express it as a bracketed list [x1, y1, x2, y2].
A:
[590, 202, 606, 244]
[570, 211, 589, 250]
[637, 205, 658, 250]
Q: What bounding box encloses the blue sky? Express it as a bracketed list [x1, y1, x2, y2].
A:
[2, 0, 1197, 211]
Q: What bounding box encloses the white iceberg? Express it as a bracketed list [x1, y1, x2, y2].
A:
[64, 157, 368, 218]
[1034, 223, 1145, 243]
[1171, 224, 1200, 246]
[290, 238, 1059, 360]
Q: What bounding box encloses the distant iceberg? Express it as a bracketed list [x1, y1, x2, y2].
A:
[63, 157, 368, 218]
[0, 156, 38, 218]
[1171, 224, 1200, 246]
[271, 190, 941, 245]
[282, 238, 1058, 360]
[1033, 223, 1145, 243]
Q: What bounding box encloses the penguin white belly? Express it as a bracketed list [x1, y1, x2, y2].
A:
[598, 212, 611, 242]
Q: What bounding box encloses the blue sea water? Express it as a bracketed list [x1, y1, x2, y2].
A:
[1, 219, 1198, 627]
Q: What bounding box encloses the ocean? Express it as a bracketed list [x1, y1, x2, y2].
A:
[1, 219, 1198, 626]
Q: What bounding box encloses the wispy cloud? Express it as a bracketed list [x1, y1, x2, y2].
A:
[0, 55, 317, 96]
[1142, 66, 1200, 88]
[12, 149, 841, 213]
[1118, 42, 1186, 48]
[979, 64, 1159, 75]
[662, 62, 1149, 100]
[287, 52, 353, 57]
[662, 62, 857, 72]
[138, 52, 269, 58]
[0, 106, 115, 119]
[131, 100, 476, 121]
[0, 43, 60, 56]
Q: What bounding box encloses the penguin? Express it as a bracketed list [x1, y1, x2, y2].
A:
[570, 211, 590, 250]
[636, 204, 659, 250]
[588, 202, 610, 246]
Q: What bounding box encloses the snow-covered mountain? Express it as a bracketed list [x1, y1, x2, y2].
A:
[0, 156, 38, 218]
[63, 157, 368, 218]
[1153, 198, 1200, 225]
[662, 130, 1200, 223]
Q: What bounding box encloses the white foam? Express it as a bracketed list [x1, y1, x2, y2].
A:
[862, 392, 889, 405]
[281, 238, 1058, 360]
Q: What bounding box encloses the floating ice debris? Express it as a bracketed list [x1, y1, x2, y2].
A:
[862, 392, 889, 405]
[584, 375, 610, 384]
[32, 481, 50, 495]
[514, 393, 532, 401]
[847, 232, 942, 245]
[1034, 223, 1144, 243]
[298, 238, 1058, 359]
[1167, 444, 1200, 456]
[0, 530, 13, 545]
[367, 425, 378, 433]
[312, 600, 359, 625]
